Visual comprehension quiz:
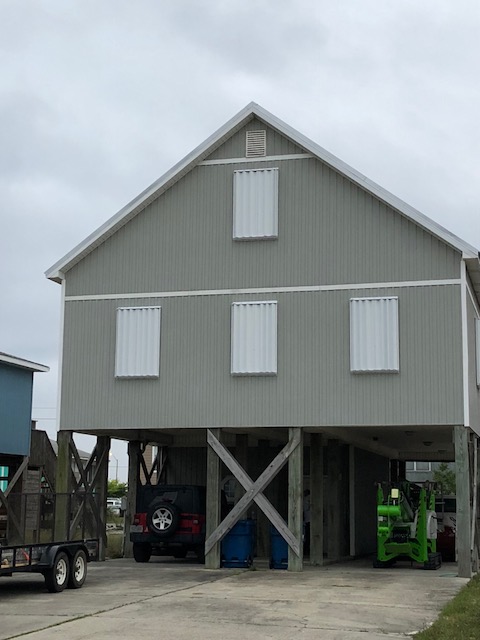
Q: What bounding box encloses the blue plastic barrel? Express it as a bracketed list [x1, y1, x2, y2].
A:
[221, 519, 256, 568]
[270, 525, 288, 569]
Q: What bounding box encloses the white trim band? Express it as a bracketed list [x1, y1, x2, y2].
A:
[199, 153, 314, 166]
[65, 278, 461, 302]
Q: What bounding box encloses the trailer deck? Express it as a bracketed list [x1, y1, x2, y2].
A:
[1, 540, 99, 592]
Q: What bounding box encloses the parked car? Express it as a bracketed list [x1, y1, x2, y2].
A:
[435, 496, 456, 561]
[107, 497, 124, 516]
[130, 484, 227, 563]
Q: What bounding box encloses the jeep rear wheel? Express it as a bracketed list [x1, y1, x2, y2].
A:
[133, 542, 152, 563]
[147, 501, 180, 538]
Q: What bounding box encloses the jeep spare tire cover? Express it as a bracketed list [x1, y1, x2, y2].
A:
[147, 501, 180, 537]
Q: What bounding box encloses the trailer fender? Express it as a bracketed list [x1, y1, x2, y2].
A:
[42, 543, 88, 566]
[42, 545, 64, 566]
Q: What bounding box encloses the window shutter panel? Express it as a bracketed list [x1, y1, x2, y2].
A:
[231, 301, 277, 375]
[350, 297, 399, 373]
[115, 307, 161, 378]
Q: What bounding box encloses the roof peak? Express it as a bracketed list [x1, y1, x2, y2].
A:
[46, 102, 478, 283]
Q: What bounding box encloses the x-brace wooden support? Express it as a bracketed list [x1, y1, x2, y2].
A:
[0, 457, 29, 541]
[68, 441, 108, 543]
[205, 429, 301, 557]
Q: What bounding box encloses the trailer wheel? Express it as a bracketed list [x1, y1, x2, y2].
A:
[44, 551, 70, 593]
[68, 549, 87, 589]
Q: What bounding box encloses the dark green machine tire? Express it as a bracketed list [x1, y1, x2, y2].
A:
[373, 558, 396, 568]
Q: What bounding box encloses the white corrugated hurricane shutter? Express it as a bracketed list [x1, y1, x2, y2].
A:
[115, 307, 161, 378]
[231, 301, 277, 375]
[233, 168, 278, 239]
[350, 297, 399, 373]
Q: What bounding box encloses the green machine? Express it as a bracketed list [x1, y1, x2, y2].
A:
[374, 481, 442, 569]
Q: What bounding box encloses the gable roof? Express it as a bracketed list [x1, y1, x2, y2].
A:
[0, 352, 49, 373]
[46, 101, 479, 284]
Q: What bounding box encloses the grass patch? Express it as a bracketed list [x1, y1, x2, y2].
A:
[106, 532, 124, 559]
[415, 573, 480, 639]
[106, 509, 124, 525]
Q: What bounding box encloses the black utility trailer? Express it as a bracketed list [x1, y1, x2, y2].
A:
[0, 539, 98, 592]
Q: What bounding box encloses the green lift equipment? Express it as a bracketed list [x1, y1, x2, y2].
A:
[374, 481, 442, 570]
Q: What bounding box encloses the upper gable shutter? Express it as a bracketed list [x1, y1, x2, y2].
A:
[233, 168, 279, 239]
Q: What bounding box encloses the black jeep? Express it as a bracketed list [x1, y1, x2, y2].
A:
[130, 484, 222, 563]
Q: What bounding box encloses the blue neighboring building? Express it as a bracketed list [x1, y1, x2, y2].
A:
[0, 352, 49, 464]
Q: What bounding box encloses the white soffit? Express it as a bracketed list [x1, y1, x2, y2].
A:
[476, 318, 480, 387]
[45, 102, 479, 283]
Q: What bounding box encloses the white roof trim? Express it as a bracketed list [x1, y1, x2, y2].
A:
[46, 102, 479, 283]
[0, 352, 49, 373]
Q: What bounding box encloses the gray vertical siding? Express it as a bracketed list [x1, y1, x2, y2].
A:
[165, 448, 207, 485]
[59, 122, 468, 436]
[467, 289, 480, 430]
[60, 284, 463, 431]
[65, 157, 461, 298]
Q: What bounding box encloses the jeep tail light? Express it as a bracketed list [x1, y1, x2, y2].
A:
[134, 513, 148, 531]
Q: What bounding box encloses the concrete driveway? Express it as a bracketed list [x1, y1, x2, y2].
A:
[0, 557, 468, 639]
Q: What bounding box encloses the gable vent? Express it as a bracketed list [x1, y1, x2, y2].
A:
[246, 130, 266, 157]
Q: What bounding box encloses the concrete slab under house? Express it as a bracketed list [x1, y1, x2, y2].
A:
[45, 103, 480, 577]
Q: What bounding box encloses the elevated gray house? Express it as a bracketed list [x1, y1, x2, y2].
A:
[46, 103, 480, 575]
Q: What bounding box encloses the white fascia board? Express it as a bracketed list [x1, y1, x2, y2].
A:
[45, 104, 259, 283]
[45, 101, 479, 283]
[0, 353, 49, 373]
[249, 103, 479, 259]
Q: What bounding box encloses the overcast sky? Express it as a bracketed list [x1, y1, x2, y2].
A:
[1, 1, 479, 481]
